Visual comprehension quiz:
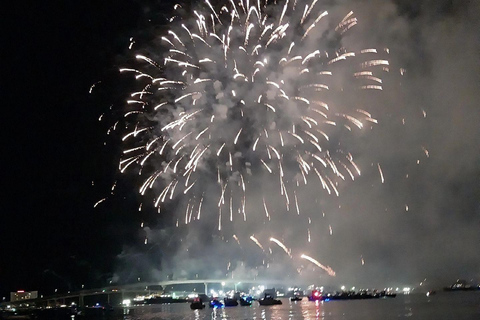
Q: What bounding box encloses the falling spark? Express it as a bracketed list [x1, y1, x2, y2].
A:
[250, 235, 265, 251]
[422, 146, 429, 158]
[270, 237, 291, 257]
[377, 163, 384, 183]
[300, 254, 336, 276]
[94, 198, 107, 208]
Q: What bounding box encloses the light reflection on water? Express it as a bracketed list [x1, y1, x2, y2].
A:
[113, 293, 479, 320]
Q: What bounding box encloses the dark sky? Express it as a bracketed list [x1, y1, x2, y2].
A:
[2, 0, 479, 299]
[1, 0, 151, 297]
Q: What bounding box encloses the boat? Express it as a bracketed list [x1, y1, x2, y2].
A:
[145, 296, 187, 304]
[444, 280, 480, 292]
[190, 298, 205, 310]
[376, 290, 396, 298]
[308, 290, 323, 301]
[209, 299, 224, 308]
[321, 290, 391, 301]
[239, 297, 253, 306]
[290, 296, 303, 301]
[258, 294, 282, 306]
[223, 298, 238, 306]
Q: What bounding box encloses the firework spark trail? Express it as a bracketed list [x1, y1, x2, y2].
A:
[250, 235, 265, 251]
[377, 163, 384, 183]
[270, 237, 292, 257]
[94, 198, 107, 208]
[301, 254, 336, 276]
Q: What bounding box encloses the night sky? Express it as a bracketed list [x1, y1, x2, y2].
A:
[2, 0, 479, 299]
[2, 0, 149, 297]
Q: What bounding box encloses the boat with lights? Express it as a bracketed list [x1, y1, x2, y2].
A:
[258, 294, 282, 306]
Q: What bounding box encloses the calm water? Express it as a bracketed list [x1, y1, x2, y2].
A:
[117, 292, 480, 320]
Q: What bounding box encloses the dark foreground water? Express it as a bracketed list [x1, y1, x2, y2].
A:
[118, 292, 479, 320]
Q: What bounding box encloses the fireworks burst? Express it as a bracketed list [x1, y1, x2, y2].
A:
[119, 0, 386, 218]
[107, 0, 392, 277]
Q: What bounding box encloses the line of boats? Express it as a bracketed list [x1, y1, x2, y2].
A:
[190, 289, 397, 309]
[190, 294, 283, 309]
[307, 289, 396, 301]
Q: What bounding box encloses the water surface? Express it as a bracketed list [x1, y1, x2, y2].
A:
[118, 292, 480, 320]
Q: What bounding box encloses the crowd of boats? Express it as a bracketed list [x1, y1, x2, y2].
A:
[188, 289, 397, 309]
[190, 292, 283, 309]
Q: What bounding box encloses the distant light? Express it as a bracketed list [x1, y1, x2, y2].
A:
[341, 286, 345, 291]
[122, 299, 131, 306]
[17, 290, 25, 293]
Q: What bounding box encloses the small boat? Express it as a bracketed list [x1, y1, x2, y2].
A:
[209, 299, 224, 308]
[444, 280, 480, 292]
[308, 290, 323, 301]
[258, 294, 282, 306]
[239, 296, 254, 306]
[224, 298, 238, 306]
[426, 291, 436, 297]
[290, 296, 302, 301]
[190, 298, 205, 310]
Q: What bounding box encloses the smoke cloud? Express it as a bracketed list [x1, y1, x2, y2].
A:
[110, 0, 480, 290]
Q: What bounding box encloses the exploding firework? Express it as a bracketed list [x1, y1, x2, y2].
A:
[108, 0, 392, 277]
[119, 0, 387, 218]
